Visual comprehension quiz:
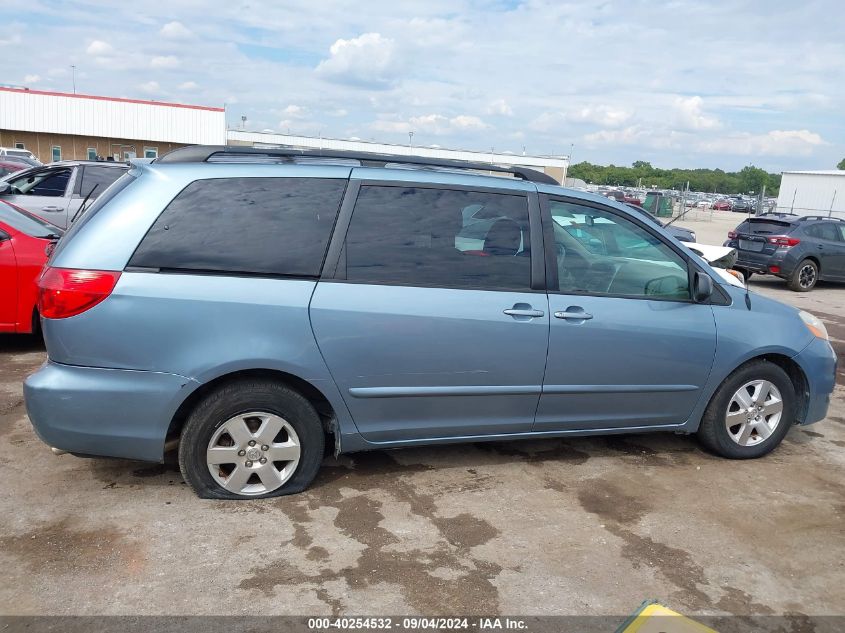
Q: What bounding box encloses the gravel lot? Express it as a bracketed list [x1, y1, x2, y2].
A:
[1, 212, 843, 618]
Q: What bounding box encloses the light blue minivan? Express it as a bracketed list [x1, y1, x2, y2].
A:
[24, 146, 837, 499]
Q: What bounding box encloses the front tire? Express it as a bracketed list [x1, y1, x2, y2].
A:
[788, 259, 818, 292]
[697, 361, 795, 459]
[178, 380, 325, 499]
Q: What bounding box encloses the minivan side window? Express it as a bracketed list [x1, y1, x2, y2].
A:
[549, 199, 690, 300]
[338, 185, 531, 291]
[129, 178, 346, 276]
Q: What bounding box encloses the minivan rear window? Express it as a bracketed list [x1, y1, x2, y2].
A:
[129, 177, 346, 277]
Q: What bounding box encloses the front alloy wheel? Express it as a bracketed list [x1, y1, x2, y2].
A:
[697, 360, 794, 459]
[724, 380, 783, 447]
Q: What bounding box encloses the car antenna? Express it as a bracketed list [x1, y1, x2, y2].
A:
[69, 184, 98, 225]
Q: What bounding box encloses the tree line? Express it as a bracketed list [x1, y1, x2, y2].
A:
[568, 161, 782, 196]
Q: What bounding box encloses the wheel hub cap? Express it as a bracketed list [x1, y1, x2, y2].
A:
[725, 380, 783, 447]
[206, 412, 302, 496]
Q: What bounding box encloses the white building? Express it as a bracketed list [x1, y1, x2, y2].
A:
[777, 170, 845, 218]
[0, 86, 226, 162]
[227, 130, 570, 183]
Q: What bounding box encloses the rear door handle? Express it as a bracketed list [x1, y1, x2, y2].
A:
[504, 308, 545, 318]
[554, 310, 593, 320]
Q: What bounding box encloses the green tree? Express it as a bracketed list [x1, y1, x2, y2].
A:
[838, 157, 845, 170]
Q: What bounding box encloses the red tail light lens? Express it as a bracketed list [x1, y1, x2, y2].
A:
[727, 231, 737, 239]
[38, 267, 121, 319]
[767, 235, 800, 247]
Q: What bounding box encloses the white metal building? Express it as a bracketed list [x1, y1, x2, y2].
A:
[777, 170, 845, 218]
[227, 130, 570, 183]
[0, 86, 226, 162]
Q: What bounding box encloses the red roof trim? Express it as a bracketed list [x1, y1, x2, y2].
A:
[0, 86, 225, 112]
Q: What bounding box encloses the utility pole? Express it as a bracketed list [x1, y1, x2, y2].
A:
[71, 65, 76, 94]
[830, 190, 837, 217]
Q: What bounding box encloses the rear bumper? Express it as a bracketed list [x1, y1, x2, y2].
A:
[24, 361, 197, 462]
[793, 338, 837, 425]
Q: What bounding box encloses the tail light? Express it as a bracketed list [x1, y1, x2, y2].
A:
[38, 267, 121, 319]
[727, 231, 737, 239]
[767, 235, 800, 247]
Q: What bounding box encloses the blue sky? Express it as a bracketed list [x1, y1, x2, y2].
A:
[2, 0, 842, 172]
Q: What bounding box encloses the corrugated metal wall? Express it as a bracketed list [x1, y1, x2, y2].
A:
[777, 172, 845, 217]
[0, 88, 226, 145]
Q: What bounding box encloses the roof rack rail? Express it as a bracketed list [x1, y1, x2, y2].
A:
[155, 145, 559, 185]
[798, 215, 844, 222]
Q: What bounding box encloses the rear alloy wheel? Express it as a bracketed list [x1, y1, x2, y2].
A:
[179, 380, 324, 499]
[206, 412, 302, 496]
[788, 259, 818, 292]
[697, 360, 794, 459]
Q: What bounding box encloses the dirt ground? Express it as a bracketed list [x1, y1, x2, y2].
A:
[1, 213, 843, 619]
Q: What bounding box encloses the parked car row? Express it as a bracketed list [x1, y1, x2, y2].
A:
[14, 145, 835, 500]
[725, 213, 845, 291]
[0, 160, 129, 229]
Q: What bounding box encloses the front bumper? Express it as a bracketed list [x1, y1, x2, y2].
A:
[24, 361, 197, 462]
[793, 337, 837, 425]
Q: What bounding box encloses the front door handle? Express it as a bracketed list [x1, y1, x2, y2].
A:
[41, 206, 62, 212]
[504, 302, 544, 320]
[554, 309, 593, 321]
[504, 308, 545, 318]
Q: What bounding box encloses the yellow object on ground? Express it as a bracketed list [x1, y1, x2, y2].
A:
[617, 601, 718, 633]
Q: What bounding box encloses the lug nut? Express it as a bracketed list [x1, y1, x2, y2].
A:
[261, 445, 269, 451]
[259, 457, 267, 464]
[248, 440, 256, 447]
[245, 460, 253, 467]
[238, 450, 246, 456]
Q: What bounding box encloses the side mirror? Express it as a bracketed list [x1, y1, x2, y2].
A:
[693, 271, 714, 303]
[0, 229, 10, 243]
[0, 182, 10, 195]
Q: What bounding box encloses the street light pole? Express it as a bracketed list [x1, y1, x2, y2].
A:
[408, 131, 414, 148]
[71, 65, 76, 94]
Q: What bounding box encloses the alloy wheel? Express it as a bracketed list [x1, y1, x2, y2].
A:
[798, 264, 816, 289]
[724, 380, 783, 447]
[206, 412, 301, 495]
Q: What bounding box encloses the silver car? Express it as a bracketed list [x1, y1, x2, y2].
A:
[0, 160, 128, 229]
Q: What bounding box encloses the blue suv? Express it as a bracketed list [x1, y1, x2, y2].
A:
[24, 146, 837, 499]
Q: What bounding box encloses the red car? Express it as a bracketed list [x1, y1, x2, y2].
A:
[712, 200, 733, 211]
[0, 200, 62, 334]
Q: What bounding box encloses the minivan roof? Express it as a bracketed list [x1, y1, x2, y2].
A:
[156, 145, 559, 186]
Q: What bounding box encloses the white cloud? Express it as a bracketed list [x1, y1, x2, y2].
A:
[697, 129, 826, 157]
[567, 105, 632, 128]
[450, 115, 487, 130]
[160, 21, 193, 39]
[674, 96, 721, 130]
[281, 104, 306, 118]
[23, 74, 41, 84]
[486, 99, 513, 117]
[86, 40, 113, 56]
[316, 33, 398, 88]
[138, 80, 160, 94]
[151, 55, 180, 69]
[372, 113, 488, 136]
[178, 81, 199, 91]
[0, 34, 22, 46]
